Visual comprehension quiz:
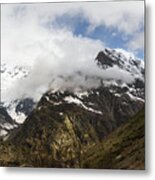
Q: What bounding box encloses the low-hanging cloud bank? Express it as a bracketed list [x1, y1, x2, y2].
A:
[2, 28, 137, 103]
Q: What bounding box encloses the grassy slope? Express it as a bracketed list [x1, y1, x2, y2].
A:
[82, 108, 145, 170]
[0, 108, 145, 169]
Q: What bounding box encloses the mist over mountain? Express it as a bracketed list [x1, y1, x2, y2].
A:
[0, 48, 145, 167]
[0, 47, 144, 137]
[0, 2, 144, 169]
[2, 48, 144, 100]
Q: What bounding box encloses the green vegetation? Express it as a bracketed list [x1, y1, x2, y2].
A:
[0, 108, 145, 169]
[82, 108, 145, 169]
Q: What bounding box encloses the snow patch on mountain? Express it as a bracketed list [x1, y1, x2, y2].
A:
[64, 96, 102, 115]
[0, 47, 144, 126]
[7, 107, 26, 124]
[126, 92, 144, 102]
[0, 130, 8, 136]
[0, 123, 17, 130]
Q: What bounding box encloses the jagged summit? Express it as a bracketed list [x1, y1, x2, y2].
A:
[0, 47, 145, 138]
[0, 48, 145, 169]
[95, 48, 144, 77]
[95, 50, 115, 68]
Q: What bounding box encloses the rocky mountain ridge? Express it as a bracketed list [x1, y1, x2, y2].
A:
[0, 47, 145, 168]
[0, 47, 144, 140]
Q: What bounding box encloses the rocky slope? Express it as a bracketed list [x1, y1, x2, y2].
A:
[82, 108, 145, 170]
[0, 48, 145, 168]
[0, 48, 144, 124]
[0, 108, 145, 169]
[0, 106, 18, 137]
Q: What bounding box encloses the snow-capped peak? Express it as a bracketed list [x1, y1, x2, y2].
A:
[95, 47, 144, 82]
[0, 47, 144, 129]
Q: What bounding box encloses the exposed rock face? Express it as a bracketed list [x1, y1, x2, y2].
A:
[1, 47, 144, 128]
[0, 106, 13, 124]
[0, 106, 18, 137]
[15, 98, 35, 116]
[4, 85, 144, 167]
[0, 106, 145, 168]
[0, 48, 145, 168]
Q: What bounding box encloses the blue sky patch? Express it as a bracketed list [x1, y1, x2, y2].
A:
[49, 13, 144, 59]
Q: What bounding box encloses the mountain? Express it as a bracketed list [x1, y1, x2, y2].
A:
[0, 63, 35, 133]
[1, 64, 34, 122]
[1, 48, 144, 127]
[0, 107, 145, 169]
[0, 106, 18, 137]
[82, 108, 145, 170]
[0, 47, 145, 168]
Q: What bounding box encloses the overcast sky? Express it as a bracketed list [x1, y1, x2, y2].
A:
[1, 1, 144, 102]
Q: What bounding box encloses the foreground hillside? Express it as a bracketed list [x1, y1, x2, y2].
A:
[82, 108, 145, 170]
[0, 108, 144, 169]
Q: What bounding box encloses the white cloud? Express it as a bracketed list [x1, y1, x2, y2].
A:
[81, 1, 144, 36]
[1, 1, 144, 63]
[127, 31, 144, 52]
[2, 1, 144, 33]
[1, 2, 144, 103]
